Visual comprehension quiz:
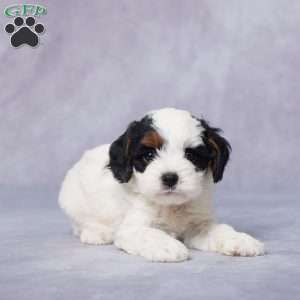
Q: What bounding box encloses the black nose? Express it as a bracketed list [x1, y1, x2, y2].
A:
[161, 172, 179, 188]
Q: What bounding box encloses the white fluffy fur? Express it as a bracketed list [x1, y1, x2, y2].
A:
[59, 108, 264, 262]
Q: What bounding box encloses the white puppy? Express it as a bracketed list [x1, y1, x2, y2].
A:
[59, 108, 264, 262]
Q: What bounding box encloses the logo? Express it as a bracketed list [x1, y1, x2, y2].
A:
[4, 4, 47, 48]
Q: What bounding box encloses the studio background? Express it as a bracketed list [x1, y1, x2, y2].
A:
[1, 1, 299, 300]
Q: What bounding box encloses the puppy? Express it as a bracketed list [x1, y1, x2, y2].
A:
[59, 108, 264, 262]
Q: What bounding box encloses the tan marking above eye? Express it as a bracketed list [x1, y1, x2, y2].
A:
[141, 130, 164, 149]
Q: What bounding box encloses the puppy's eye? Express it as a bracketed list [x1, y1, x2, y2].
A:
[185, 150, 198, 164]
[185, 147, 210, 170]
[142, 150, 155, 162]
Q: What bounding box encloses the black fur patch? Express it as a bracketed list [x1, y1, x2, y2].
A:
[199, 119, 231, 183]
[185, 145, 214, 171]
[108, 115, 158, 182]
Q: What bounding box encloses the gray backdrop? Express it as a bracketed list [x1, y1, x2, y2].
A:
[1, 1, 299, 299]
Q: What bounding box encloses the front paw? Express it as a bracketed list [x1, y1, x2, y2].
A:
[80, 229, 113, 245]
[142, 238, 189, 262]
[115, 229, 189, 262]
[218, 232, 265, 257]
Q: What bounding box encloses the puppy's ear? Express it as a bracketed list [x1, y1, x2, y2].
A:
[201, 119, 231, 183]
[109, 121, 138, 183]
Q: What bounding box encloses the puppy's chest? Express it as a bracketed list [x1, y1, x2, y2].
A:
[152, 205, 199, 237]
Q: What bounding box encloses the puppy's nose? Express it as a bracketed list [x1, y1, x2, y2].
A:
[161, 172, 179, 188]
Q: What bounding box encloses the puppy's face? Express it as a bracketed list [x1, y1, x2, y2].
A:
[109, 108, 231, 205]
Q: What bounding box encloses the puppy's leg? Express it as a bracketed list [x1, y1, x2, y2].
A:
[78, 223, 114, 245]
[184, 223, 264, 257]
[114, 205, 189, 262]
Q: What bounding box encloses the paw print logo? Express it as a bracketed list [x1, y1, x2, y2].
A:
[5, 16, 45, 47]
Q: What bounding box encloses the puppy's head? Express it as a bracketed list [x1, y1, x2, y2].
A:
[109, 108, 231, 205]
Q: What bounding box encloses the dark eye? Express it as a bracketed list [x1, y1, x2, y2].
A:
[142, 149, 156, 162]
[185, 149, 198, 164]
[185, 147, 210, 170]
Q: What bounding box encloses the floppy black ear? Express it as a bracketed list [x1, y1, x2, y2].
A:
[108, 121, 138, 183]
[200, 119, 231, 183]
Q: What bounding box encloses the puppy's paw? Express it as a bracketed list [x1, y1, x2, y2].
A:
[218, 232, 264, 257]
[115, 229, 189, 262]
[80, 229, 113, 245]
[142, 238, 189, 262]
